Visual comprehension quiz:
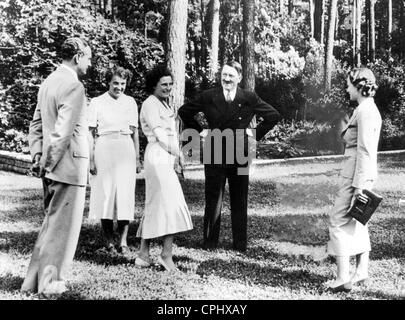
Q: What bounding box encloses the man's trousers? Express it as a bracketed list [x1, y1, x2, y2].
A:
[203, 165, 249, 251]
[21, 178, 85, 294]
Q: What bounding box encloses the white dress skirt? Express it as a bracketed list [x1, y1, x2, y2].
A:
[327, 154, 372, 256]
[88, 133, 136, 221]
[136, 140, 193, 239]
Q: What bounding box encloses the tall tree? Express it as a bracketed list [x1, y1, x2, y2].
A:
[207, 0, 220, 81]
[288, 0, 294, 16]
[242, 0, 255, 91]
[166, 0, 188, 112]
[355, 0, 362, 67]
[314, 0, 325, 43]
[280, 0, 285, 16]
[309, 0, 315, 38]
[388, 0, 392, 56]
[242, 0, 256, 128]
[401, 1, 405, 59]
[324, 0, 338, 91]
[352, 0, 356, 63]
[369, 0, 376, 62]
[200, 0, 207, 71]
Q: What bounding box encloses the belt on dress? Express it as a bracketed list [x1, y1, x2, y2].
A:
[98, 131, 132, 139]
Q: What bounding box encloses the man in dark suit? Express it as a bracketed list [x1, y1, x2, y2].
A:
[21, 37, 92, 297]
[178, 61, 280, 252]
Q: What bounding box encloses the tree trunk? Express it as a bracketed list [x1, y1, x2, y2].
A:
[314, 0, 324, 43]
[324, 0, 338, 91]
[111, 0, 115, 21]
[242, 0, 256, 128]
[200, 0, 207, 71]
[280, 0, 285, 16]
[365, 0, 370, 58]
[355, 0, 362, 67]
[288, 0, 294, 16]
[166, 0, 188, 112]
[370, 0, 376, 62]
[352, 0, 358, 65]
[242, 0, 255, 91]
[103, 0, 108, 18]
[388, 0, 392, 56]
[309, 0, 315, 38]
[401, 1, 405, 59]
[207, 0, 220, 81]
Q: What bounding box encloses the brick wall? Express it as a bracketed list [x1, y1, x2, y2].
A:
[0, 150, 31, 175]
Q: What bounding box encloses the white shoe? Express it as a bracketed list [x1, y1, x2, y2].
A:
[135, 256, 151, 268]
[38, 265, 66, 297]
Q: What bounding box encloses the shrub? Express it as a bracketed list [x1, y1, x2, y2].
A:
[0, 0, 164, 153]
[259, 119, 339, 159]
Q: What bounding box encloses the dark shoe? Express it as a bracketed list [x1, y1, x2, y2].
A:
[202, 241, 217, 250]
[233, 243, 247, 252]
[324, 279, 352, 293]
[118, 246, 131, 256]
[351, 274, 370, 286]
[106, 243, 118, 254]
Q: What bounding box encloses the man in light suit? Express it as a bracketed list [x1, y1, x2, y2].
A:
[21, 37, 92, 297]
[178, 61, 280, 252]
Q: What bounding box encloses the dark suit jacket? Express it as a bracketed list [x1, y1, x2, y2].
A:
[178, 87, 280, 166]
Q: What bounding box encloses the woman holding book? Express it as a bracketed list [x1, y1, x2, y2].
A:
[325, 67, 382, 292]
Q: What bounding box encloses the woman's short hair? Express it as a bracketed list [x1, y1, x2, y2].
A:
[60, 37, 89, 61]
[105, 66, 132, 84]
[145, 65, 173, 93]
[348, 67, 378, 97]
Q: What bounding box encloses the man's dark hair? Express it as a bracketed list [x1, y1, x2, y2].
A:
[60, 37, 89, 61]
[105, 66, 132, 85]
[145, 64, 173, 93]
[223, 60, 242, 76]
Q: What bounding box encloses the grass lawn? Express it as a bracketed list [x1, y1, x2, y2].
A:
[1, 152, 405, 300]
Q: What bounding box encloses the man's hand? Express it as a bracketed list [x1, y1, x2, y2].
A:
[351, 188, 369, 207]
[89, 159, 97, 175]
[31, 153, 45, 178]
[248, 136, 257, 159]
[136, 158, 142, 173]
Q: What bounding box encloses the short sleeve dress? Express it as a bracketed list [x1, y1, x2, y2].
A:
[88, 92, 138, 221]
[136, 95, 193, 239]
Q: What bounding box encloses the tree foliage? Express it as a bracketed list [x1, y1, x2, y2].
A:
[0, 0, 164, 152]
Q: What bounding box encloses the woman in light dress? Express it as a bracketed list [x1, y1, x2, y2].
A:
[135, 65, 193, 271]
[325, 68, 382, 292]
[88, 66, 141, 255]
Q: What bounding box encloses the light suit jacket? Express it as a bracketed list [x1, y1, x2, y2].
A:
[340, 98, 382, 189]
[28, 66, 89, 186]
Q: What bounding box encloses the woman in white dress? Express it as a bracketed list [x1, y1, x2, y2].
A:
[325, 68, 382, 292]
[88, 66, 141, 255]
[135, 65, 193, 271]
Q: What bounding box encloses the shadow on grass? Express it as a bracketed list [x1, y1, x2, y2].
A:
[0, 274, 90, 300]
[0, 188, 44, 226]
[175, 213, 329, 250]
[194, 255, 329, 291]
[0, 274, 24, 292]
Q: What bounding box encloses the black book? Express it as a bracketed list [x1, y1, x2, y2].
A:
[347, 189, 383, 225]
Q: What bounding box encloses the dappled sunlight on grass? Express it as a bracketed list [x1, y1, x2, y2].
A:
[1, 153, 405, 300]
